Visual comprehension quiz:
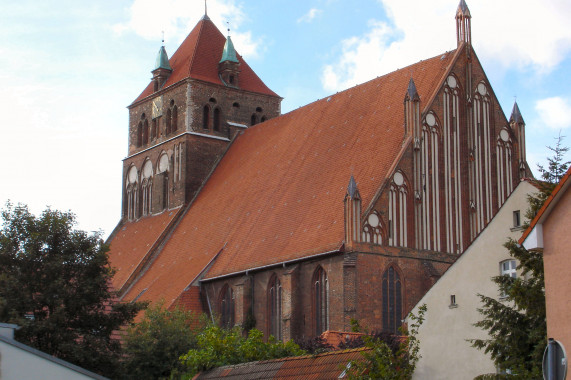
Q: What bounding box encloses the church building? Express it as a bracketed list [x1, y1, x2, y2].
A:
[107, 1, 530, 341]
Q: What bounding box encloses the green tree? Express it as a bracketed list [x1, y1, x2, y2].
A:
[470, 135, 569, 378]
[179, 325, 305, 378]
[121, 302, 205, 380]
[0, 203, 145, 377]
[345, 304, 426, 380]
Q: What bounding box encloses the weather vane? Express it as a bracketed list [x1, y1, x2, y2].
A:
[161, 30, 165, 44]
[227, 21, 230, 36]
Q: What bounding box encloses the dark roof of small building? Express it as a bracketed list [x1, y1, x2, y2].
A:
[193, 347, 370, 379]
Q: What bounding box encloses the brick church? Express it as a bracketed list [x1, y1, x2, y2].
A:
[107, 0, 530, 341]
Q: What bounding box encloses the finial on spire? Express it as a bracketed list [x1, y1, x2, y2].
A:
[205, 0, 207, 16]
[509, 101, 525, 125]
[161, 30, 165, 45]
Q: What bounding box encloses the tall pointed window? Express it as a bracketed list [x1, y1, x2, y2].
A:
[313, 266, 328, 336]
[219, 284, 235, 328]
[251, 114, 257, 126]
[172, 105, 178, 132]
[203, 106, 210, 130]
[382, 266, 402, 334]
[141, 160, 153, 216]
[126, 166, 138, 220]
[268, 274, 282, 340]
[166, 108, 172, 135]
[142, 119, 149, 145]
[213, 108, 221, 132]
[137, 122, 143, 147]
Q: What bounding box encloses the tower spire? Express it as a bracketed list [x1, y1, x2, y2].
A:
[455, 0, 472, 47]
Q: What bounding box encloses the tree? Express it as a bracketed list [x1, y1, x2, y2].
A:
[470, 135, 569, 378]
[344, 304, 426, 380]
[0, 203, 145, 377]
[179, 325, 305, 378]
[121, 302, 205, 380]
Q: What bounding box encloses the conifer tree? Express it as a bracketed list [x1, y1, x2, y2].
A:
[470, 134, 569, 378]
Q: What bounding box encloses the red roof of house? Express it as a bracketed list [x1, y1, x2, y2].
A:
[133, 16, 278, 104]
[107, 208, 181, 291]
[519, 166, 571, 245]
[193, 347, 370, 379]
[320, 330, 366, 349]
[116, 49, 459, 307]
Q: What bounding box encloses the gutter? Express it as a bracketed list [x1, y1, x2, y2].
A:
[200, 245, 343, 283]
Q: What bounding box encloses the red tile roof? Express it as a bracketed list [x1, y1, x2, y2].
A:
[320, 330, 365, 349]
[133, 16, 278, 104]
[107, 208, 181, 291]
[194, 347, 370, 379]
[117, 49, 458, 308]
[519, 166, 571, 245]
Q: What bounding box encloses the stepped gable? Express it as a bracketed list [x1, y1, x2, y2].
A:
[121, 49, 457, 307]
[133, 16, 278, 104]
[107, 208, 180, 291]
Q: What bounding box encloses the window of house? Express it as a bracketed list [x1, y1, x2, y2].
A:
[220, 285, 234, 328]
[513, 210, 521, 228]
[501, 260, 517, 278]
[313, 266, 329, 336]
[382, 266, 402, 334]
[268, 275, 282, 340]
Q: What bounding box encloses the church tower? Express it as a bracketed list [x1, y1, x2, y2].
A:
[121, 13, 282, 221]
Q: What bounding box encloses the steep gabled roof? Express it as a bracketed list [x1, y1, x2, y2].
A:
[133, 16, 278, 104]
[520, 166, 571, 246]
[119, 50, 457, 306]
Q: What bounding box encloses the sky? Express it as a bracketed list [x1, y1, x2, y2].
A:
[1, 0, 570, 237]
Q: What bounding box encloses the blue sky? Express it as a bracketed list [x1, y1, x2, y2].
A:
[1, 0, 570, 236]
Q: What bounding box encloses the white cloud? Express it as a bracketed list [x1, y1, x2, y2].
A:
[297, 8, 322, 23]
[535, 97, 571, 129]
[113, 0, 262, 59]
[322, 0, 571, 92]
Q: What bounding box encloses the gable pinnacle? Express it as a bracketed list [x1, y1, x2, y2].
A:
[457, 0, 471, 17]
[406, 77, 419, 101]
[509, 101, 525, 125]
[347, 175, 359, 198]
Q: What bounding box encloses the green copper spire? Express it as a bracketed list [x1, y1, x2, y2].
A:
[219, 36, 239, 64]
[155, 45, 172, 71]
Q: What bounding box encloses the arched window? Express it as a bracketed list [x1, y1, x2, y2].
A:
[382, 266, 402, 334]
[219, 285, 234, 328]
[261, 116, 266, 123]
[213, 108, 221, 132]
[141, 160, 153, 216]
[172, 105, 178, 132]
[151, 119, 157, 140]
[203, 106, 210, 130]
[313, 266, 328, 335]
[166, 108, 172, 135]
[126, 166, 138, 220]
[268, 275, 282, 340]
[142, 120, 149, 145]
[251, 114, 257, 126]
[137, 122, 143, 147]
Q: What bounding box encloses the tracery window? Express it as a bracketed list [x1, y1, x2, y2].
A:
[313, 266, 329, 336]
[362, 211, 384, 244]
[126, 166, 138, 220]
[219, 284, 235, 328]
[268, 274, 282, 340]
[382, 266, 402, 334]
[141, 160, 153, 216]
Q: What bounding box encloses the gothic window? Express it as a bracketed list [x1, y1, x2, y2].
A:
[362, 211, 384, 244]
[219, 284, 235, 328]
[157, 153, 169, 211]
[268, 274, 282, 340]
[166, 108, 172, 135]
[141, 160, 153, 216]
[213, 108, 221, 132]
[313, 266, 328, 336]
[172, 105, 178, 132]
[203, 106, 210, 130]
[261, 116, 266, 123]
[137, 122, 143, 147]
[151, 119, 158, 140]
[388, 172, 408, 248]
[382, 266, 402, 334]
[496, 129, 513, 207]
[142, 119, 149, 145]
[251, 113, 257, 126]
[126, 166, 138, 220]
